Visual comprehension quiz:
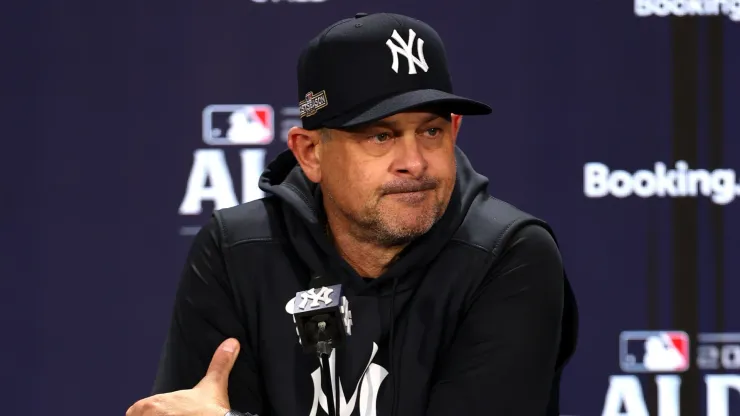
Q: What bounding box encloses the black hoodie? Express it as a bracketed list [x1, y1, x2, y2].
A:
[152, 146, 578, 416]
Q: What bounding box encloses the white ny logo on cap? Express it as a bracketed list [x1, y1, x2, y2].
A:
[386, 28, 429, 75]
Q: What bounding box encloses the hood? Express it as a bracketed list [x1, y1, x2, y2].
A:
[257, 146, 489, 295]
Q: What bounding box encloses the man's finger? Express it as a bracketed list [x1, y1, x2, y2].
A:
[197, 338, 241, 392]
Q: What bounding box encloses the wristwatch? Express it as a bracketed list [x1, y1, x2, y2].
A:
[225, 411, 256, 416]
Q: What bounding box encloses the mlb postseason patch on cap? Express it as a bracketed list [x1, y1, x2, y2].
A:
[299, 90, 328, 119]
[295, 12, 492, 130]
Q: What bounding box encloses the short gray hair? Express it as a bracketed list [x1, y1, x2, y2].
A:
[320, 128, 332, 141]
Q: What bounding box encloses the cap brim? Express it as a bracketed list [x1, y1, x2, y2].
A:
[321, 89, 492, 129]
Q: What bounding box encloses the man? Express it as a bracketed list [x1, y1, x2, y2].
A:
[128, 12, 578, 416]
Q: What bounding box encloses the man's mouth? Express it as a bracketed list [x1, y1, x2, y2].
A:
[384, 183, 437, 195]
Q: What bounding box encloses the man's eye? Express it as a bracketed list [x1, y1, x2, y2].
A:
[371, 133, 392, 143]
[425, 128, 441, 137]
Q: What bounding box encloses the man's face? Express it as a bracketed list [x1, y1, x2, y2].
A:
[317, 110, 460, 247]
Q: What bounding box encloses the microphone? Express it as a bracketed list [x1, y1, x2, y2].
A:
[292, 283, 352, 356]
[292, 281, 352, 416]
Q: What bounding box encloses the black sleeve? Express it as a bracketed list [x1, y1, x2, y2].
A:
[151, 216, 264, 414]
[426, 224, 565, 416]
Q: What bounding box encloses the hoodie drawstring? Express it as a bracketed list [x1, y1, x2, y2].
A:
[389, 275, 399, 416]
[320, 353, 336, 416]
[334, 352, 340, 416]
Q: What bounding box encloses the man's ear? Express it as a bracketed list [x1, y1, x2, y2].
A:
[450, 114, 463, 143]
[287, 126, 322, 183]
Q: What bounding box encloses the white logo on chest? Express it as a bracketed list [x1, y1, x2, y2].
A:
[309, 343, 388, 416]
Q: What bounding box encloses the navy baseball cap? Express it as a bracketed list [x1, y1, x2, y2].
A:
[296, 12, 492, 130]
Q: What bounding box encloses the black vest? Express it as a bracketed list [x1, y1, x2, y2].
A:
[214, 193, 579, 416]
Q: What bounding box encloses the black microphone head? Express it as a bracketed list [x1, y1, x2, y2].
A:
[292, 284, 352, 354]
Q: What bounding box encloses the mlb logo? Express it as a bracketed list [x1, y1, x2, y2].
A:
[619, 330, 690, 373]
[202, 104, 274, 145]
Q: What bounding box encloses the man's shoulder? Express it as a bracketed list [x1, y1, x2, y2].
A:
[211, 196, 283, 247]
[453, 194, 557, 256]
[459, 195, 578, 372]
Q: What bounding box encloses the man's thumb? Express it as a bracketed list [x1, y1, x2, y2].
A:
[197, 338, 240, 393]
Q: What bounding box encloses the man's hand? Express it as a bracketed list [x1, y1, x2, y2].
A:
[126, 338, 241, 416]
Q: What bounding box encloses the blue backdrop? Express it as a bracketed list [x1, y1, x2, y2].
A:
[4, 1, 740, 415]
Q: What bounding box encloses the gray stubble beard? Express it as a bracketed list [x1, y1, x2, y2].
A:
[340, 196, 443, 248]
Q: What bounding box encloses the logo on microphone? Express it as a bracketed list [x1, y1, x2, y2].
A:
[619, 331, 690, 373]
[297, 287, 334, 310]
[287, 286, 353, 349]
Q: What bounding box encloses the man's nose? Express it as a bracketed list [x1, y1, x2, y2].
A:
[392, 135, 428, 177]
